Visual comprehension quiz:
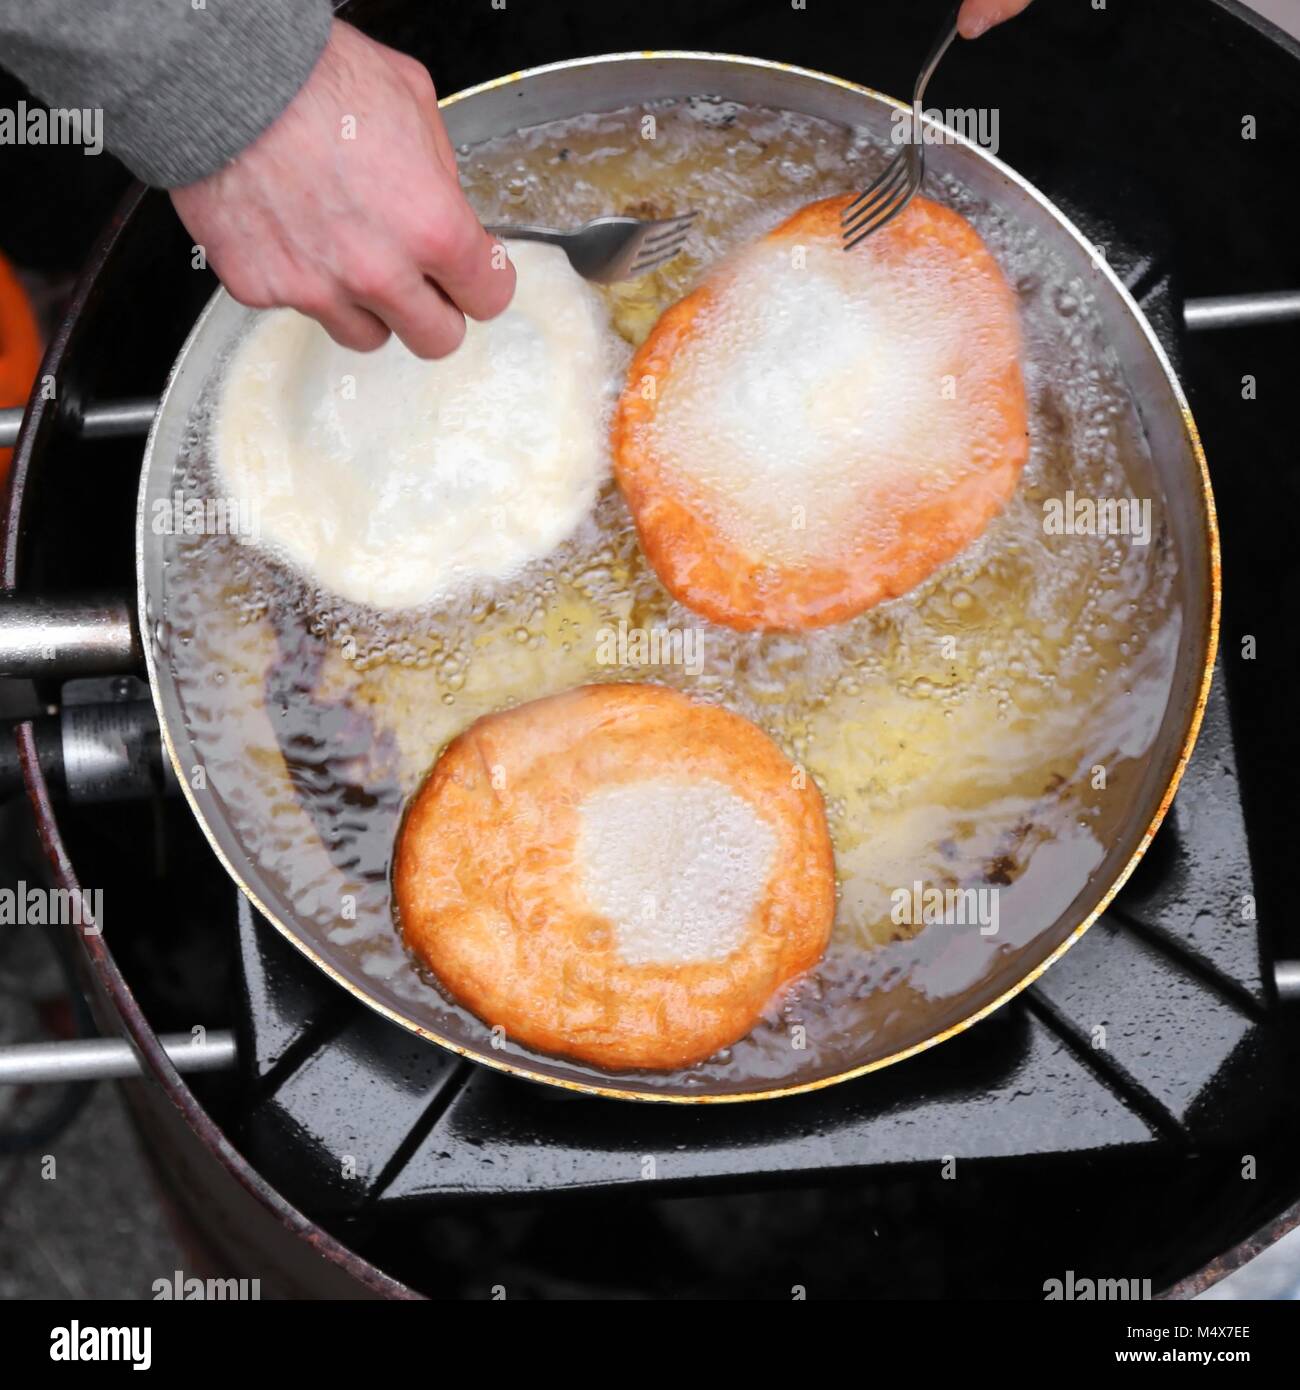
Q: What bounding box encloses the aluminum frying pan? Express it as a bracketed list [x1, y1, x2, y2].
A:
[45, 54, 1230, 1101]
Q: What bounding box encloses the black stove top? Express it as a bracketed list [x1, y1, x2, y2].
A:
[64, 218, 1291, 1297]
[7, 0, 1300, 1299]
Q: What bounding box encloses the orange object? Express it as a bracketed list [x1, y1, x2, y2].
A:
[0, 252, 42, 486]
[612, 193, 1029, 631]
[395, 684, 835, 1071]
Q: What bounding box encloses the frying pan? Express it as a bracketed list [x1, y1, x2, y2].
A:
[11, 54, 1221, 1102]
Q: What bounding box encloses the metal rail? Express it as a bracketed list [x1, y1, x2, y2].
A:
[0, 396, 156, 450]
[4, 968, 1298, 1087]
[0, 1031, 237, 1085]
[1183, 291, 1300, 332]
[0, 292, 1296, 450]
[0, 593, 141, 678]
[1276, 960, 1300, 1003]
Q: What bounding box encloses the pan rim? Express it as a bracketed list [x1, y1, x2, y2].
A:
[137, 49, 1221, 1104]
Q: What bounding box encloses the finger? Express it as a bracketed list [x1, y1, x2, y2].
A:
[313, 299, 392, 353]
[358, 275, 468, 360]
[414, 200, 516, 323]
[958, 0, 1033, 39]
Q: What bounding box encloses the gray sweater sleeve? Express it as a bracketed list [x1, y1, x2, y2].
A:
[0, 0, 334, 188]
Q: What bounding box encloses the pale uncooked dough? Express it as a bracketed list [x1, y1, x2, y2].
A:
[211, 241, 614, 610]
[577, 778, 776, 966]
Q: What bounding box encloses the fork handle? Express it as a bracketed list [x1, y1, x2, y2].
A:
[913, 6, 963, 116]
[483, 223, 564, 246]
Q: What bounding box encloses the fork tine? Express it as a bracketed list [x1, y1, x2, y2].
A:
[639, 212, 699, 248]
[492, 212, 699, 284]
[842, 189, 913, 251]
[841, 171, 905, 225]
[842, 146, 921, 244]
[627, 214, 697, 274]
[630, 227, 694, 268]
[628, 236, 691, 276]
[841, 158, 910, 224]
[626, 251, 684, 279]
[634, 232, 688, 260]
[841, 156, 910, 222]
[843, 5, 956, 248]
[634, 221, 694, 252]
[844, 163, 917, 234]
[841, 188, 911, 243]
[840, 182, 911, 242]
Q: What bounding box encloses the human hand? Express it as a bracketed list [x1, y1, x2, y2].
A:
[957, 0, 1034, 39]
[170, 20, 514, 358]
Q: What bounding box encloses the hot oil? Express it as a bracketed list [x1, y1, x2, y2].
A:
[165, 100, 1180, 1094]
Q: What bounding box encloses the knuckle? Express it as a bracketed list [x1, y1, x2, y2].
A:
[402, 57, 436, 96]
[414, 215, 480, 277]
[221, 275, 276, 311]
[345, 256, 408, 305]
[292, 283, 342, 321]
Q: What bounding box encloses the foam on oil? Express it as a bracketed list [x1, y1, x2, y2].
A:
[163, 99, 1181, 1091]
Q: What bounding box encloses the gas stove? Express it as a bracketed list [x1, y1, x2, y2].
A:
[2, 0, 1300, 1299]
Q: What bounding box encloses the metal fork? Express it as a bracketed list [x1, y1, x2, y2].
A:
[486, 212, 697, 284]
[842, 4, 962, 250]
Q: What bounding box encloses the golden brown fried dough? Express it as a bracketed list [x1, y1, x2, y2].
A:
[612, 193, 1029, 630]
[394, 684, 835, 1070]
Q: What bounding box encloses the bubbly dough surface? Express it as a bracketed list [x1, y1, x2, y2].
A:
[612, 194, 1028, 631]
[577, 778, 777, 966]
[212, 241, 613, 610]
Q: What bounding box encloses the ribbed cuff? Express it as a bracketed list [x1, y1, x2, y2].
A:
[104, 0, 334, 188]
